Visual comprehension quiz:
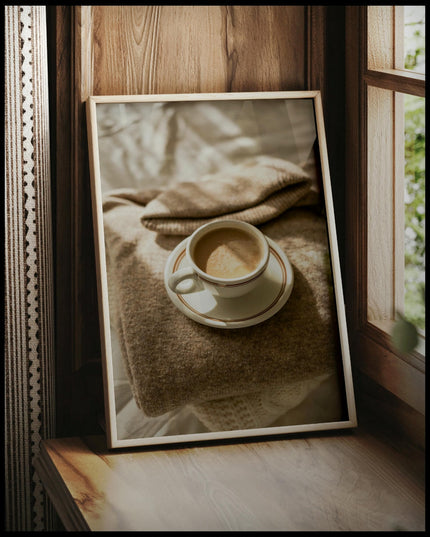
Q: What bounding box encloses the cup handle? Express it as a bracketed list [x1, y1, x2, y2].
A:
[168, 267, 202, 294]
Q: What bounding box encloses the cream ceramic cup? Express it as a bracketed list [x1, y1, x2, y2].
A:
[168, 219, 270, 298]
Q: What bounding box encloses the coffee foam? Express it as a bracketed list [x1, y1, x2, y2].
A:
[193, 228, 263, 279]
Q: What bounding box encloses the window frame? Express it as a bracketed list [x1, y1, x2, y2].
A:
[345, 6, 425, 415]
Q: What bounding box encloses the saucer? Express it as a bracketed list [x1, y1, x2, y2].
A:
[164, 236, 294, 329]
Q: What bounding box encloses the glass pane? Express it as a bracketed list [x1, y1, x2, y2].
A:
[404, 5, 425, 74]
[404, 93, 425, 331]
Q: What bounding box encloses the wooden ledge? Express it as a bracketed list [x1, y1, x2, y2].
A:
[35, 428, 425, 531]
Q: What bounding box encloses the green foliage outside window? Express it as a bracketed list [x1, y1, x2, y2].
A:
[391, 7, 425, 352]
[403, 7, 425, 333]
[404, 94, 425, 331]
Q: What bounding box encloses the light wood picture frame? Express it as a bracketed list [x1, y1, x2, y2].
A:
[86, 91, 357, 449]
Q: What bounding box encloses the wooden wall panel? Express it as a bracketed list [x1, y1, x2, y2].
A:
[83, 6, 306, 97]
[50, 5, 327, 436]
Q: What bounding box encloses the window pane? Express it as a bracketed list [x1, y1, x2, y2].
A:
[404, 93, 425, 331]
[404, 6, 425, 74]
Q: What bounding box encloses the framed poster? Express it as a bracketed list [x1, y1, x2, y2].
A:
[86, 91, 357, 449]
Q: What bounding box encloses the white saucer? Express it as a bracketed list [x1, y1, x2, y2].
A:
[164, 236, 294, 329]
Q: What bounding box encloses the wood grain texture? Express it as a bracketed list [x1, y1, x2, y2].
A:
[367, 6, 394, 71]
[85, 6, 306, 96]
[367, 85, 394, 321]
[47, 7, 76, 429]
[354, 328, 425, 415]
[307, 5, 327, 105]
[364, 69, 425, 97]
[34, 453, 89, 531]
[37, 433, 425, 532]
[344, 6, 367, 333]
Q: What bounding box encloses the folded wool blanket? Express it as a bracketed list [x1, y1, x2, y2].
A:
[103, 156, 342, 427]
[106, 156, 313, 235]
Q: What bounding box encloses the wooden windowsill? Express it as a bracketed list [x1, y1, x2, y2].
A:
[35, 423, 425, 532]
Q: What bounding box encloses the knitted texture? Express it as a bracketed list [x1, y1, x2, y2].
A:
[189, 374, 333, 431]
[134, 155, 312, 234]
[102, 157, 341, 427]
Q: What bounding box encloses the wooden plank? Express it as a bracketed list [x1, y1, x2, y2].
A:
[86, 5, 306, 96]
[38, 434, 425, 532]
[47, 6, 76, 436]
[353, 325, 425, 414]
[367, 6, 394, 70]
[367, 85, 395, 322]
[344, 6, 367, 333]
[307, 6, 327, 104]
[34, 446, 89, 531]
[364, 69, 425, 97]
[353, 369, 425, 452]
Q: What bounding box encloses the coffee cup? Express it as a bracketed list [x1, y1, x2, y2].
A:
[167, 219, 270, 298]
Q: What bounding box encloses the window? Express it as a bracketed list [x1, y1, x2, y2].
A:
[404, 6, 425, 74]
[366, 6, 425, 350]
[404, 92, 425, 334]
[403, 7, 425, 335]
[345, 6, 425, 415]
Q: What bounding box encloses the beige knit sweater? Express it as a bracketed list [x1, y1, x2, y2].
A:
[103, 156, 342, 430]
